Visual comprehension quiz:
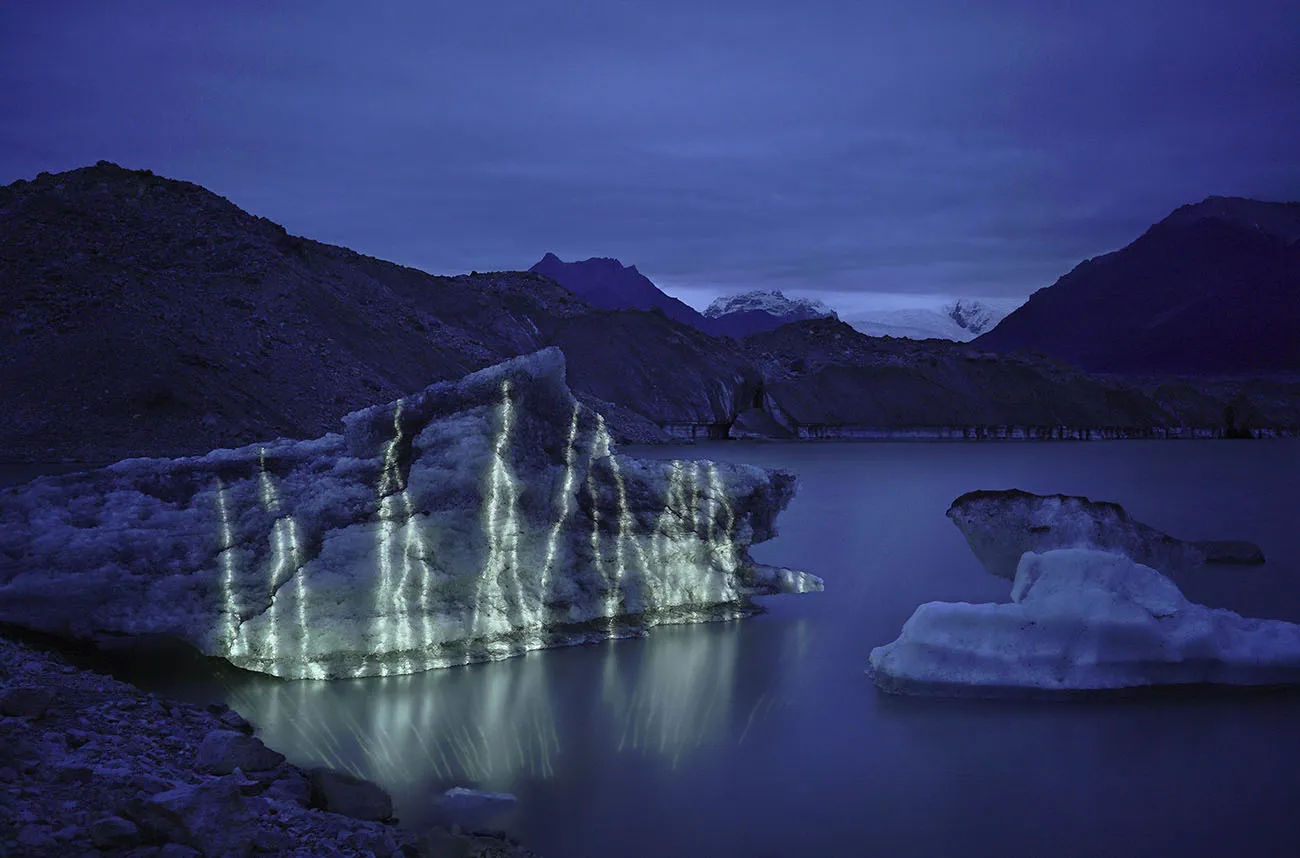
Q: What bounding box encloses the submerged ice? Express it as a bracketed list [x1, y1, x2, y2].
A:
[0, 349, 820, 679]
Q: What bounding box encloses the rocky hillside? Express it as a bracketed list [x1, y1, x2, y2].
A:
[0, 163, 757, 460]
[742, 319, 1300, 436]
[977, 197, 1300, 374]
[3, 164, 1296, 460]
[0, 632, 536, 856]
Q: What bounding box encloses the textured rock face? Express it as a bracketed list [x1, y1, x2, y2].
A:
[947, 489, 1264, 582]
[0, 349, 818, 679]
[869, 549, 1300, 696]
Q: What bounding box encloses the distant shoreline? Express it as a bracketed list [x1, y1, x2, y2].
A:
[5, 431, 1297, 479]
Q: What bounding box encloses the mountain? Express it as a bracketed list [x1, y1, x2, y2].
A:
[845, 299, 1018, 342]
[703, 290, 837, 337]
[528, 252, 711, 330]
[976, 196, 1300, 374]
[0, 163, 758, 459]
[741, 318, 1300, 436]
[3, 164, 1296, 461]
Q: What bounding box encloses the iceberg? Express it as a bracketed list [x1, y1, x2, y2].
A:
[870, 548, 1300, 696]
[947, 488, 1264, 583]
[0, 348, 820, 679]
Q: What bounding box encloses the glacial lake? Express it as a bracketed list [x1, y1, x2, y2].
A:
[12, 440, 1300, 857]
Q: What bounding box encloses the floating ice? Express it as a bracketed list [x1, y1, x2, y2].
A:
[0, 349, 821, 679]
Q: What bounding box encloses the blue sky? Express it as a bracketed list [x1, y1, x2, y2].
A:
[2, 1, 1297, 313]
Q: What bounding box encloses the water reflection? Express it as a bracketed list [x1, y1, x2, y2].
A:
[219, 613, 794, 821]
[601, 622, 739, 767]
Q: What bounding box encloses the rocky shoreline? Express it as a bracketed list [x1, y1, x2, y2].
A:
[0, 631, 540, 857]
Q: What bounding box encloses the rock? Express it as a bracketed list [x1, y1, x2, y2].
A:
[53, 762, 94, 783]
[251, 826, 295, 853]
[194, 729, 285, 774]
[946, 489, 1264, 582]
[0, 686, 55, 718]
[0, 349, 818, 679]
[1195, 539, 1267, 565]
[869, 548, 1300, 696]
[131, 773, 179, 795]
[16, 823, 54, 851]
[437, 786, 518, 813]
[345, 826, 399, 857]
[159, 844, 202, 858]
[218, 709, 255, 734]
[89, 814, 141, 848]
[308, 768, 393, 821]
[127, 776, 260, 858]
[265, 773, 311, 807]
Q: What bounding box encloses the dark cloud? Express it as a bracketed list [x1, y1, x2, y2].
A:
[2, 0, 1297, 309]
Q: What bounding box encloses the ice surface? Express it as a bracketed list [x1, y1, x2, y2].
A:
[870, 548, 1300, 696]
[0, 349, 820, 679]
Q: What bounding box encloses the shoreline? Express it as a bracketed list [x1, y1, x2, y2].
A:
[0, 631, 540, 857]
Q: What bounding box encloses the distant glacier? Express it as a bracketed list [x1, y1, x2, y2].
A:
[845, 298, 1023, 342]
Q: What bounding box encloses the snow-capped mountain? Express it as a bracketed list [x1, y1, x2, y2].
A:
[703, 290, 838, 337]
[704, 290, 836, 320]
[846, 299, 1021, 342]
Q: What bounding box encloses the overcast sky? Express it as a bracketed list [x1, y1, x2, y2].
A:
[2, 1, 1297, 312]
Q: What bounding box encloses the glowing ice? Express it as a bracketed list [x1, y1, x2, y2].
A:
[215, 477, 242, 654]
[0, 348, 821, 679]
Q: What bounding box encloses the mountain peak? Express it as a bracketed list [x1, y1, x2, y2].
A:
[976, 196, 1300, 373]
[1163, 196, 1300, 243]
[704, 290, 835, 320]
[528, 253, 709, 330]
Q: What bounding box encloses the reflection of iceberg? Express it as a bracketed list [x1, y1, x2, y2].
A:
[604, 624, 741, 766]
[222, 613, 784, 798]
[225, 651, 560, 790]
[0, 349, 821, 679]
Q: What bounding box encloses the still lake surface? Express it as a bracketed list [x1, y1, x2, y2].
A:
[13, 440, 1300, 856]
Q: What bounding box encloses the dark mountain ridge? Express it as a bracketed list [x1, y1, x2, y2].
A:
[743, 318, 1300, 438]
[2, 165, 1296, 460]
[0, 162, 757, 459]
[528, 252, 711, 330]
[977, 196, 1300, 374]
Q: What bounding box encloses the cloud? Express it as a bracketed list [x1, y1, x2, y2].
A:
[1, 0, 1297, 311]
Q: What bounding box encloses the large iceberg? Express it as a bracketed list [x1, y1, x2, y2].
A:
[947, 488, 1264, 583]
[869, 548, 1300, 696]
[0, 349, 820, 679]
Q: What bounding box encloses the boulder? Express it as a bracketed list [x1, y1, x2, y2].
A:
[869, 548, 1300, 696]
[127, 775, 262, 858]
[265, 771, 312, 807]
[89, 815, 141, 849]
[0, 686, 55, 718]
[308, 767, 393, 821]
[193, 729, 285, 774]
[946, 488, 1264, 582]
[0, 349, 820, 679]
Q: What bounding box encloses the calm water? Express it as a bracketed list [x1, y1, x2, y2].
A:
[11, 441, 1300, 856]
